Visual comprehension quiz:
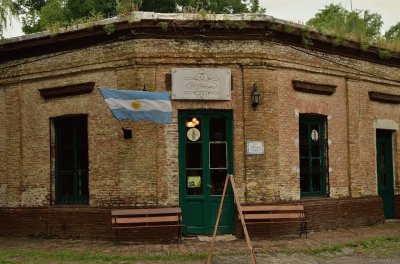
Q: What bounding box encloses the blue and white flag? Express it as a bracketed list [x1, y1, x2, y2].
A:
[99, 88, 172, 124]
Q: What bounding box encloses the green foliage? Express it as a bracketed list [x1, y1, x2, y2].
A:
[140, 0, 175, 13]
[116, 0, 142, 15]
[103, 22, 116, 35]
[306, 3, 383, 41]
[65, 0, 117, 21]
[301, 28, 313, 47]
[158, 21, 169, 31]
[15, 0, 264, 35]
[176, 0, 263, 14]
[19, 0, 116, 33]
[378, 49, 392, 59]
[385, 22, 400, 41]
[38, 0, 67, 30]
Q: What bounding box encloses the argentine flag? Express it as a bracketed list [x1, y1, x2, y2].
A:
[99, 88, 172, 124]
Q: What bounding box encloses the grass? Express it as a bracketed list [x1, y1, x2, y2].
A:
[279, 235, 400, 256]
[0, 249, 207, 264]
[0, 236, 399, 263]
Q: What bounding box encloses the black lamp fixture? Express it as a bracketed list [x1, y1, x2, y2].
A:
[251, 83, 261, 111]
[122, 127, 132, 139]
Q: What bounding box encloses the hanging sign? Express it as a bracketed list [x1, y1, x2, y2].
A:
[171, 68, 231, 100]
[187, 128, 201, 141]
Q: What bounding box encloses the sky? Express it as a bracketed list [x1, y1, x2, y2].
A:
[3, 0, 399, 38]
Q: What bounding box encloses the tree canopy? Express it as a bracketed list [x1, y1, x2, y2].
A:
[385, 22, 400, 41]
[14, 0, 264, 34]
[306, 3, 383, 41]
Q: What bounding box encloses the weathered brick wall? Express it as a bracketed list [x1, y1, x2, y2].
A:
[239, 196, 384, 239]
[0, 38, 399, 220]
[0, 207, 112, 240]
[0, 197, 384, 240]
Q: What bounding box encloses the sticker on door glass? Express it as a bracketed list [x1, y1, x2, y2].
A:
[187, 176, 201, 188]
[187, 128, 201, 141]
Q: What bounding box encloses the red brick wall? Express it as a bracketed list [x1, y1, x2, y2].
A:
[395, 195, 400, 218]
[0, 207, 181, 241]
[238, 196, 384, 238]
[0, 196, 384, 241]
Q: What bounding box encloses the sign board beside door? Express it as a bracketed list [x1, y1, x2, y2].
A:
[172, 68, 231, 100]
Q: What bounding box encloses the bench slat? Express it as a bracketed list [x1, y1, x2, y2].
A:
[244, 213, 303, 220]
[113, 215, 179, 225]
[246, 221, 306, 224]
[241, 205, 304, 212]
[111, 208, 181, 216]
[112, 224, 183, 229]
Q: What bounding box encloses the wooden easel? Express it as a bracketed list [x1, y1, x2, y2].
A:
[206, 174, 257, 264]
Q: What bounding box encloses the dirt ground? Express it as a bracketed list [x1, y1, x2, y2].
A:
[0, 220, 399, 263]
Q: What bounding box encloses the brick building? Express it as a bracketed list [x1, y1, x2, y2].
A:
[0, 12, 399, 240]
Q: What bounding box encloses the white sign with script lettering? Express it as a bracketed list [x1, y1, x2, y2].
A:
[171, 68, 231, 100]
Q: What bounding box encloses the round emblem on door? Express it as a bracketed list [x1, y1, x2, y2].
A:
[187, 128, 201, 141]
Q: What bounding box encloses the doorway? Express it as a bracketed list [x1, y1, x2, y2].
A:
[179, 111, 234, 235]
[54, 115, 89, 204]
[299, 114, 328, 197]
[376, 129, 395, 218]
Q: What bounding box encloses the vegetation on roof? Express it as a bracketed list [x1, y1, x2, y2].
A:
[305, 4, 400, 55]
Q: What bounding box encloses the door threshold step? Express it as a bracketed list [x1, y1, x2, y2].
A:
[197, 234, 237, 242]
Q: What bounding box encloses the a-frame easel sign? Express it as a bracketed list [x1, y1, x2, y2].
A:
[206, 174, 257, 264]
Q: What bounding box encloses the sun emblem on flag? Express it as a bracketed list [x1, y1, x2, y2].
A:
[131, 100, 142, 110]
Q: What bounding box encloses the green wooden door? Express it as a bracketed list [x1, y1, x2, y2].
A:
[376, 130, 395, 219]
[179, 111, 234, 235]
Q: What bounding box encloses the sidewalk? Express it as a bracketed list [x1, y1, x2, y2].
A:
[0, 221, 399, 256]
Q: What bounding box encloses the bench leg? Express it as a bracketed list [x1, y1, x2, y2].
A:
[178, 226, 182, 243]
[299, 222, 307, 238]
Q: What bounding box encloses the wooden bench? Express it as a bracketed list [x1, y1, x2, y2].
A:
[240, 205, 308, 238]
[111, 207, 183, 242]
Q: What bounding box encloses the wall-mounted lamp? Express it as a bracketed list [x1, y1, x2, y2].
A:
[251, 83, 261, 111]
[122, 127, 132, 139]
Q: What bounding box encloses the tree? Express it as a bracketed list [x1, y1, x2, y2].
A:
[306, 3, 383, 41]
[16, 0, 265, 34]
[385, 22, 400, 41]
[140, 0, 175, 13]
[16, 0, 118, 33]
[176, 0, 263, 14]
[0, 0, 18, 38]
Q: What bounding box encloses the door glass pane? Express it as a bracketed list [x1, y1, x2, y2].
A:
[186, 143, 202, 168]
[210, 143, 227, 168]
[312, 158, 321, 192]
[186, 169, 203, 195]
[380, 144, 387, 187]
[210, 118, 226, 141]
[210, 169, 226, 195]
[60, 172, 74, 197]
